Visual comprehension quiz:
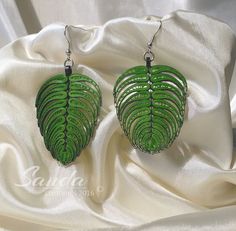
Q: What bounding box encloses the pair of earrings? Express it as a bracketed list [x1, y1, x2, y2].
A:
[35, 21, 188, 165]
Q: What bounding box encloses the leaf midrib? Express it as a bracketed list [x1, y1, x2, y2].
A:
[148, 69, 154, 139]
[63, 75, 70, 151]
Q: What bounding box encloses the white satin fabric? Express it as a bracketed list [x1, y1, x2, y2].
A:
[0, 10, 236, 231]
[0, 0, 27, 48]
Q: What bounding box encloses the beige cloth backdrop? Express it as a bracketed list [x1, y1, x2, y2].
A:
[0, 7, 236, 231]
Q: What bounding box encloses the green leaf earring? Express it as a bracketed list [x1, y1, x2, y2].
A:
[113, 20, 188, 153]
[36, 25, 102, 165]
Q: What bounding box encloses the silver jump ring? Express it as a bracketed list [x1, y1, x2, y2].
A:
[143, 51, 155, 61]
[64, 59, 74, 67]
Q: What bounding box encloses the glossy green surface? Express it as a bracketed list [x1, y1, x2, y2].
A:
[36, 73, 102, 165]
[113, 65, 187, 153]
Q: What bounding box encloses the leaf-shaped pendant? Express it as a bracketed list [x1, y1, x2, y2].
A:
[113, 65, 187, 153]
[36, 72, 102, 165]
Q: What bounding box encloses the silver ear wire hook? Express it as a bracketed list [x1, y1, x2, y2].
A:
[144, 20, 162, 67]
[64, 25, 71, 52]
[148, 20, 162, 49]
[64, 25, 74, 71]
[64, 25, 92, 70]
